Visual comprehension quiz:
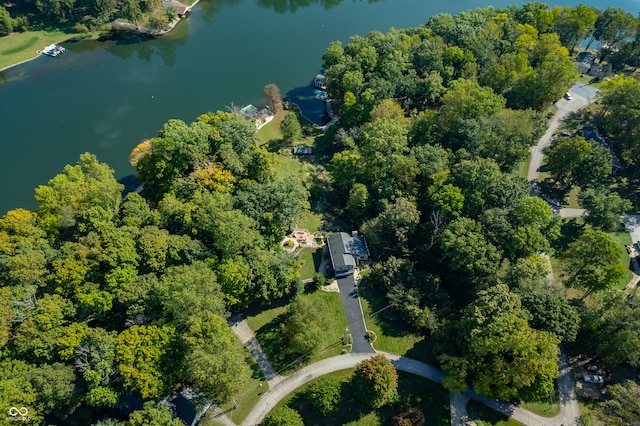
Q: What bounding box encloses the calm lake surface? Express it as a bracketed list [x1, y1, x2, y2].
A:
[1, 0, 639, 214]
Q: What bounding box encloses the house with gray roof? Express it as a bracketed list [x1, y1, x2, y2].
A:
[327, 232, 370, 278]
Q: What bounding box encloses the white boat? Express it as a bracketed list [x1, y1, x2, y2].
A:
[41, 44, 66, 57]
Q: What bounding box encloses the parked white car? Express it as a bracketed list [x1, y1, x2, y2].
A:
[564, 92, 573, 100]
[583, 374, 604, 384]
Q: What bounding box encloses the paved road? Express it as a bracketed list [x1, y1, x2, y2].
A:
[337, 275, 375, 353]
[622, 215, 640, 244]
[241, 353, 374, 426]
[528, 83, 599, 182]
[241, 351, 580, 426]
[559, 208, 586, 218]
[229, 315, 281, 385]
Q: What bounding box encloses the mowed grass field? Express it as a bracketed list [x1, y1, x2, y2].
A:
[0, 30, 85, 70]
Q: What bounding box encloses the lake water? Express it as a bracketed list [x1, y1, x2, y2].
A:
[1, 0, 639, 214]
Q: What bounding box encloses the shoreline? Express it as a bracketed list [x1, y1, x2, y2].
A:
[0, 54, 42, 73]
[0, 0, 200, 74]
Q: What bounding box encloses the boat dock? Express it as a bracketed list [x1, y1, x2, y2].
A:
[39, 44, 66, 57]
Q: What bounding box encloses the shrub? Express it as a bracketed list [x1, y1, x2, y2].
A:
[13, 16, 28, 32]
[313, 272, 328, 289]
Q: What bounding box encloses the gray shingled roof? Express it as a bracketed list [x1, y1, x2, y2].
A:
[327, 232, 368, 271]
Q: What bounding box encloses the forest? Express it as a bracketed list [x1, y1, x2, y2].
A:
[0, 0, 179, 35]
[1, 3, 640, 425]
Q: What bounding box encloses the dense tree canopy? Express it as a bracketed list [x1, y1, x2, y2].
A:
[0, 108, 304, 423]
[3, 3, 639, 423]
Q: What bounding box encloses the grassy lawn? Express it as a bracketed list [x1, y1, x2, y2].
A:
[272, 369, 449, 426]
[466, 400, 525, 426]
[257, 109, 286, 146]
[299, 247, 322, 280]
[295, 210, 322, 233]
[211, 357, 268, 425]
[517, 157, 531, 180]
[246, 289, 348, 374]
[0, 29, 89, 70]
[550, 221, 634, 291]
[273, 154, 304, 181]
[521, 395, 560, 417]
[257, 108, 318, 151]
[357, 280, 433, 363]
[564, 185, 582, 208]
[609, 230, 634, 288]
[576, 74, 608, 90]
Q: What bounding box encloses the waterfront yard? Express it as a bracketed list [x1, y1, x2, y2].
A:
[0, 29, 85, 70]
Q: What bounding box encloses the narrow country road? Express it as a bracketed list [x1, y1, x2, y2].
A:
[528, 83, 599, 182]
[240, 351, 581, 426]
[229, 314, 282, 385]
[241, 353, 373, 426]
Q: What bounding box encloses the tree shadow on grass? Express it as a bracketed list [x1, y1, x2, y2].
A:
[289, 381, 368, 426]
[359, 281, 417, 339]
[539, 177, 572, 205]
[247, 353, 266, 380]
[404, 338, 437, 365]
[550, 218, 585, 253]
[253, 313, 288, 370]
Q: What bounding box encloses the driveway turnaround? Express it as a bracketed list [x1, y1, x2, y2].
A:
[337, 275, 375, 353]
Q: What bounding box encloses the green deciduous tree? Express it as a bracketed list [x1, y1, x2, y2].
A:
[115, 324, 175, 399]
[352, 355, 399, 408]
[361, 197, 421, 260]
[12, 294, 76, 363]
[520, 291, 580, 342]
[127, 401, 183, 426]
[553, 5, 598, 53]
[580, 189, 632, 230]
[441, 284, 560, 401]
[280, 114, 303, 145]
[183, 313, 250, 403]
[305, 376, 342, 415]
[599, 75, 640, 170]
[543, 136, 609, 188]
[582, 290, 640, 367]
[34, 153, 123, 235]
[262, 406, 304, 426]
[439, 217, 501, 283]
[0, 6, 13, 35]
[603, 380, 640, 423]
[593, 7, 638, 61]
[563, 229, 624, 300]
[158, 262, 226, 329]
[281, 297, 328, 356]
